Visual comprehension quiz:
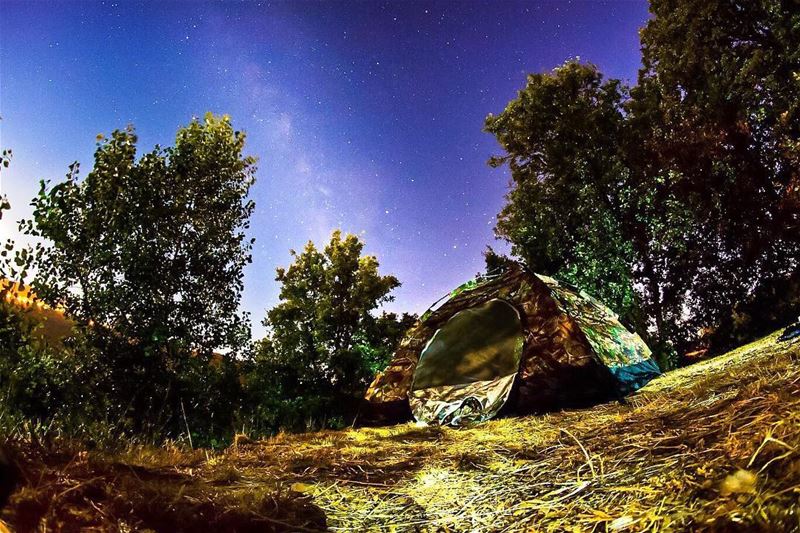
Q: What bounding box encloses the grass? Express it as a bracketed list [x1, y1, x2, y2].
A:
[2, 330, 800, 531]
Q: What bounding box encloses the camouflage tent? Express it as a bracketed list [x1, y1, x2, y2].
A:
[364, 263, 660, 426]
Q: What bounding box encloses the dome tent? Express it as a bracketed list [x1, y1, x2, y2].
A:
[364, 263, 661, 426]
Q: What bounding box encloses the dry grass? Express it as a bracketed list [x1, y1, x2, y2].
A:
[3, 330, 800, 531]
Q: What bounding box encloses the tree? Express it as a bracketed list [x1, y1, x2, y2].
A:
[482, 246, 517, 276]
[252, 231, 408, 431]
[485, 1, 800, 363]
[628, 0, 800, 353]
[484, 62, 640, 327]
[21, 113, 256, 436]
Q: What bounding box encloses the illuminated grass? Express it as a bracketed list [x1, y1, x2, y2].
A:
[3, 331, 799, 531]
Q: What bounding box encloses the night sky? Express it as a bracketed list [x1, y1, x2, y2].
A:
[0, 1, 649, 337]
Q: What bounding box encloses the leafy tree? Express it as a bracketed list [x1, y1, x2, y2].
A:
[251, 231, 408, 431]
[482, 246, 517, 276]
[485, 1, 800, 364]
[628, 0, 800, 353]
[484, 62, 640, 327]
[19, 113, 256, 437]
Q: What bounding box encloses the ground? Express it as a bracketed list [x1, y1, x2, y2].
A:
[2, 330, 800, 532]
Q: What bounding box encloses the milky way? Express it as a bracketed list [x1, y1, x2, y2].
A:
[0, 0, 649, 337]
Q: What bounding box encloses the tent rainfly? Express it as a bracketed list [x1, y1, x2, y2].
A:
[365, 263, 661, 426]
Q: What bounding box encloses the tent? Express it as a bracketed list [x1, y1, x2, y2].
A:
[364, 263, 661, 426]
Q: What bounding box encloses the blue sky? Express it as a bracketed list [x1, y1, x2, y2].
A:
[0, 0, 649, 337]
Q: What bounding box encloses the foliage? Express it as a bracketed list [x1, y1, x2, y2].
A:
[2, 132, 410, 442]
[628, 0, 800, 355]
[12, 114, 256, 439]
[486, 1, 800, 364]
[485, 62, 641, 331]
[482, 246, 517, 276]
[0, 155, 107, 439]
[0, 148, 11, 221]
[0, 148, 35, 283]
[248, 231, 411, 432]
[0, 308, 111, 439]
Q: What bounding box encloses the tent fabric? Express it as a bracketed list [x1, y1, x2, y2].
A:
[409, 299, 524, 424]
[418, 273, 502, 323]
[778, 320, 800, 342]
[608, 358, 663, 395]
[409, 375, 517, 426]
[537, 275, 656, 395]
[365, 263, 661, 426]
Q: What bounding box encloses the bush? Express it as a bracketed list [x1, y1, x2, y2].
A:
[0, 296, 111, 439]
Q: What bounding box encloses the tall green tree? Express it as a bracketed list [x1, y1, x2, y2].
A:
[628, 0, 800, 352]
[252, 231, 409, 431]
[484, 62, 640, 327]
[485, 1, 800, 363]
[21, 113, 256, 436]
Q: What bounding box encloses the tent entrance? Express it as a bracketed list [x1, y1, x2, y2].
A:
[410, 298, 524, 425]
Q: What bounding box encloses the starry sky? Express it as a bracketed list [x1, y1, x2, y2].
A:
[0, 0, 650, 338]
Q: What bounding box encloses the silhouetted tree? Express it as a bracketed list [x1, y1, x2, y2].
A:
[486, 0, 799, 365]
[251, 231, 409, 431]
[485, 62, 641, 331]
[628, 0, 800, 354]
[19, 113, 255, 437]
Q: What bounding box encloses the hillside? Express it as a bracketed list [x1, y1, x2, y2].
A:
[3, 330, 799, 532]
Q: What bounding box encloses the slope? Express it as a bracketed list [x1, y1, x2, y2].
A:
[3, 330, 799, 531]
